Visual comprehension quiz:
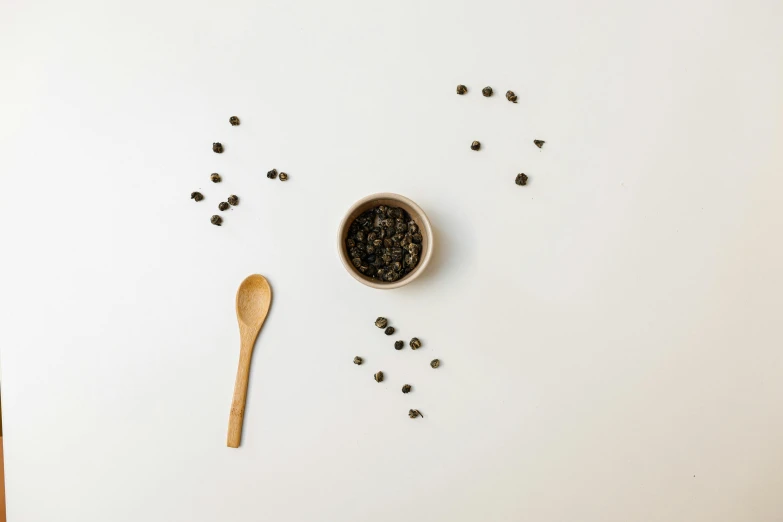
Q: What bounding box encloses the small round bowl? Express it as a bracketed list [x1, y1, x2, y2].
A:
[338, 193, 434, 289]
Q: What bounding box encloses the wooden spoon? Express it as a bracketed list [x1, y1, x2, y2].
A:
[227, 274, 272, 448]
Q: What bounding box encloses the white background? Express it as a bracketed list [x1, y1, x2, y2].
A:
[1, 0, 782, 520]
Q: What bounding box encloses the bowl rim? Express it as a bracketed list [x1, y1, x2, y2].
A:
[337, 192, 433, 289]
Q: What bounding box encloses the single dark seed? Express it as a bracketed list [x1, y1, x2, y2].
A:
[515, 173, 529, 186]
[506, 90, 518, 103]
[394, 340, 404, 350]
[210, 173, 221, 183]
[456, 84, 467, 95]
[430, 359, 440, 368]
[190, 191, 204, 202]
[212, 142, 224, 153]
[229, 116, 240, 126]
[279, 172, 289, 181]
[218, 201, 229, 211]
[210, 215, 222, 226]
[471, 140, 481, 151]
[375, 317, 388, 329]
[482, 86, 493, 97]
[267, 169, 278, 179]
[408, 409, 423, 419]
[374, 371, 384, 383]
[385, 326, 395, 335]
[410, 337, 422, 350]
[353, 356, 363, 365]
[402, 384, 411, 393]
[227, 195, 239, 206]
[534, 140, 545, 149]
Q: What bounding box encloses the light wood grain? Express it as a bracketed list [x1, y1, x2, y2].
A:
[0, 437, 5, 522]
[227, 274, 272, 448]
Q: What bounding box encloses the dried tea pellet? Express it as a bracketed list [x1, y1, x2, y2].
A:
[471, 140, 481, 151]
[394, 340, 404, 350]
[374, 371, 384, 383]
[210, 215, 222, 226]
[353, 356, 363, 365]
[375, 317, 388, 329]
[482, 86, 493, 97]
[190, 191, 204, 202]
[229, 116, 240, 126]
[210, 173, 221, 183]
[279, 172, 289, 181]
[410, 337, 422, 350]
[408, 409, 423, 419]
[267, 169, 278, 179]
[456, 84, 467, 95]
[402, 384, 411, 394]
[227, 195, 239, 206]
[515, 173, 529, 186]
[212, 142, 224, 153]
[385, 326, 395, 335]
[430, 359, 440, 368]
[534, 139, 545, 149]
[218, 201, 229, 211]
[506, 90, 518, 103]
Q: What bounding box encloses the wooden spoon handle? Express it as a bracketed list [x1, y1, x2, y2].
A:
[227, 344, 254, 448]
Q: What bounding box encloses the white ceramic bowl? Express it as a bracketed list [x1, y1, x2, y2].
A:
[337, 193, 433, 289]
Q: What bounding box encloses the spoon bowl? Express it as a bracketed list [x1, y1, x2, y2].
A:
[236, 275, 272, 328]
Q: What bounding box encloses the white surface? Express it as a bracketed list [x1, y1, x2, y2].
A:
[1, 1, 782, 520]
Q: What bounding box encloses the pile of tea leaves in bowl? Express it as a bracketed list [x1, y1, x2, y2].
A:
[345, 205, 422, 283]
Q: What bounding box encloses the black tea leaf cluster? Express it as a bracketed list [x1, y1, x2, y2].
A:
[353, 317, 440, 419]
[190, 117, 244, 226]
[345, 205, 422, 283]
[455, 84, 548, 184]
